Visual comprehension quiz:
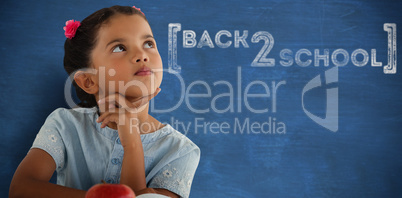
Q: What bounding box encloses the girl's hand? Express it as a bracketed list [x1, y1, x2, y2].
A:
[96, 88, 161, 148]
[96, 88, 161, 129]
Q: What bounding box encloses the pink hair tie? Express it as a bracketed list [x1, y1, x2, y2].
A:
[133, 6, 145, 16]
[63, 19, 81, 39]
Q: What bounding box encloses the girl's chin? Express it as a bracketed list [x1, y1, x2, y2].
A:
[124, 91, 154, 100]
[101, 86, 158, 99]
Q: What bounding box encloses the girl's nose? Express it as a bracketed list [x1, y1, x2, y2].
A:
[136, 57, 148, 62]
[133, 49, 149, 63]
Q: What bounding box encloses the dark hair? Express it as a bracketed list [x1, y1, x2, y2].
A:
[63, 5, 148, 108]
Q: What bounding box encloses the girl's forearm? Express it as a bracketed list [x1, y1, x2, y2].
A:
[9, 178, 86, 198]
[118, 122, 147, 193]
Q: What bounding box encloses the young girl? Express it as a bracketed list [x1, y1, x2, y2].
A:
[10, 5, 200, 198]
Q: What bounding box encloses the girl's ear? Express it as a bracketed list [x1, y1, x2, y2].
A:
[74, 70, 99, 94]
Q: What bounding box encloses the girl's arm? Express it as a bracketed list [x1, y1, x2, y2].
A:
[9, 148, 86, 198]
[118, 118, 147, 192]
[97, 89, 178, 197]
[118, 121, 179, 198]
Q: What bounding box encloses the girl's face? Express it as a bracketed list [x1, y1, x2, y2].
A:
[90, 14, 163, 100]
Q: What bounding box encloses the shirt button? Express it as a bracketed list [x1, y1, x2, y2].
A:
[116, 138, 121, 144]
[111, 158, 120, 165]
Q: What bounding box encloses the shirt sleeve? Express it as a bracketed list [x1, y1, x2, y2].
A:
[148, 146, 200, 198]
[31, 109, 66, 171]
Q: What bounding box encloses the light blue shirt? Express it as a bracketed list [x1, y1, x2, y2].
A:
[31, 107, 200, 198]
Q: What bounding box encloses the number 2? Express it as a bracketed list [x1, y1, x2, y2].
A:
[251, 31, 275, 67]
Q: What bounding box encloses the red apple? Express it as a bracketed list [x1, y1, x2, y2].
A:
[85, 181, 136, 198]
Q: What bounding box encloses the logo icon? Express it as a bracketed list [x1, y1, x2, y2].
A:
[302, 67, 339, 132]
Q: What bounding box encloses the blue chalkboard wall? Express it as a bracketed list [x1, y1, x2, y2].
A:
[1, 0, 401, 197]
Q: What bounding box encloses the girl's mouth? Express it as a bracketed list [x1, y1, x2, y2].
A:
[135, 66, 152, 76]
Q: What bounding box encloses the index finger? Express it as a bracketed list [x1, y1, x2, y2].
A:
[97, 93, 128, 107]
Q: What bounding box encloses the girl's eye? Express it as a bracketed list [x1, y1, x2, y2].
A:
[144, 41, 154, 48]
[112, 45, 125, 53]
